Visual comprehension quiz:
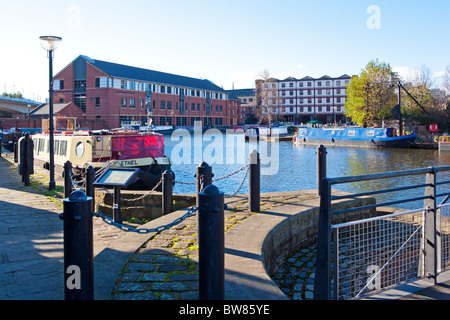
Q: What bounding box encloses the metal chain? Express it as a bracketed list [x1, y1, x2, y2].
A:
[93, 206, 198, 234]
[69, 169, 83, 190]
[225, 165, 249, 198]
[212, 164, 250, 182]
[121, 178, 163, 202]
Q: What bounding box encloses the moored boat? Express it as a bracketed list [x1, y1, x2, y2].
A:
[243, 125, 289, 141]
[293, 127, 416, 148]
[32, 117, 173, 190]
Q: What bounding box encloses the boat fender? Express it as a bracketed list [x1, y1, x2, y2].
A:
[303, 138, 306, 142]
[292, 136, 296, 142]
[371, 139, 375, 144]
[331, 138, 335, 143]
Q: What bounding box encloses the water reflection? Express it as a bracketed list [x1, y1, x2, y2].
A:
[164, 132, 450, 209]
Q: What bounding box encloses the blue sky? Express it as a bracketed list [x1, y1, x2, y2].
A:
[1, 0, 449, 102]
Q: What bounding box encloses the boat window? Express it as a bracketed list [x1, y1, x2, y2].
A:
[60, 140, 67, 157]
[367, 130, 375, 137]
[75, 141, 84, 157]
[39, 139, 45, 153]
[54, 140, 60, 155]
[348, 130, 356, 137]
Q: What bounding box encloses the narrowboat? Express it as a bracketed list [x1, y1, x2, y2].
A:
[32, 117, 173, 189]
[243, 126, 289, 141]
[121, 120, 174, 135]
[293, 127, 416, 148]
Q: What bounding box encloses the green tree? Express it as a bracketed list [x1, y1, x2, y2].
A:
[344, 59, 399, 126]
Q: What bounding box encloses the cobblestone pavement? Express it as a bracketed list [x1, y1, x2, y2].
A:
[111, 193, 318, 300]
[271, 244, 317, 300]
[1, 152, 320, 300]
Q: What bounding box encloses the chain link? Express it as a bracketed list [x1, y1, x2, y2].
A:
[93, 206, 198, 234]
[212, 164, 250, 182]
[121, 179, 163, 202]
[225, 165, 249, 198]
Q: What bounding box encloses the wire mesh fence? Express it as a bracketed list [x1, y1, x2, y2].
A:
[332, 209, 425, 300]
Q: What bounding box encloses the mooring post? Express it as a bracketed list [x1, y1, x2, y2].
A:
[162, 170, 173, 215]
[249, 149, 260, 212]
[113, 186, 122, 224]
[196, 162, 213, 207]
[198, 184, 224, 300]
[313, 177, 332, 300]
[317, 145, 327, 196]
[60, 190, 94, 300]
[85, 166, 96, 215]
[64, 161, 73, 198]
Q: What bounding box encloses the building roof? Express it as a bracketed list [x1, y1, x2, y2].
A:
[31, 103, 71, 116]
[76, 55, 226, 93]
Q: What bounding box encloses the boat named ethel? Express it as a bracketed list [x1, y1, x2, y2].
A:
[293, 127, 416, 148]
[32, 117, 173, 189]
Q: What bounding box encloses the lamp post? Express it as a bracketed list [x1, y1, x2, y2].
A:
[40, 35, 62, 191]
[27, 104, 31, 128]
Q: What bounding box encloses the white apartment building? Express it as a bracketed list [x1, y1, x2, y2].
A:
[256, 74, 351, 124]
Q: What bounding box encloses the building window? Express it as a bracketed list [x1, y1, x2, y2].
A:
[121, 80, 127, 89]
[74, 95, 86, 112]
[121, 98, 127, 108]
[130, 98, 135, 108]
[167, 101, 172, 109]
[95, 78, 100, 88]
[74, 80, 86, 93]
[95, 97, 100, 108]
[129, 82, 135, 90]
[160, 101, 165, 109]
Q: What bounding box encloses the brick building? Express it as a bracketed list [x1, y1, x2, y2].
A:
[226, 88, 256, 124]
[52, 55, 240, 129]
[256, 74, 351, 124]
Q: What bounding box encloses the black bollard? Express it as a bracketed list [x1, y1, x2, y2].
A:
[18, 133, 33, 186]
[85, 166, 95, 214]
[64, 161, 73, 198]
[248, 150, 260, 212]
[60, 190, 94, 300]
[162, 170, 173, 215]
[316, 145, 327, 196]
[195, 162, 213, 207]
[198, 184, 224, 300]
[113, 186, 122, 224]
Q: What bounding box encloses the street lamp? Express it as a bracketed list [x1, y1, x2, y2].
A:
[27, 104, 31, 128]
[39, 35, 62, 191]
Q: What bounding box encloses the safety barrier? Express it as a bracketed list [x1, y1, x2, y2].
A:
[314, 163, 450, 300]
[61, 150, 261, 300]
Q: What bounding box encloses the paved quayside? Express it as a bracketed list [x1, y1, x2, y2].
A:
[2, 152, 449, 300]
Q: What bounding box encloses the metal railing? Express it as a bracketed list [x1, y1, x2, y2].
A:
[314, 165, 450, 300]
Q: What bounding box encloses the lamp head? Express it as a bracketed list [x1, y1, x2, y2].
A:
[39, 36, 62, 51]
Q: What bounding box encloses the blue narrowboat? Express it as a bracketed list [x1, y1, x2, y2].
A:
[293, 127, 416, 148]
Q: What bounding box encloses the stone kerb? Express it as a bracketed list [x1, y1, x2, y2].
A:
[224, 190, 376, 300]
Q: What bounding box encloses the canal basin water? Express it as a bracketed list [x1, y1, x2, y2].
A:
[165, 132, 450, 209]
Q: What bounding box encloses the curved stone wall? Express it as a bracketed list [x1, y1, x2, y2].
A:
[224, 190, 377, 300]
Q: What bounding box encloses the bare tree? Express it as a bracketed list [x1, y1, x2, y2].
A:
[443, 65, 450, 95]
[255, 70, 280, 131]
[413, 65, 435, 88]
